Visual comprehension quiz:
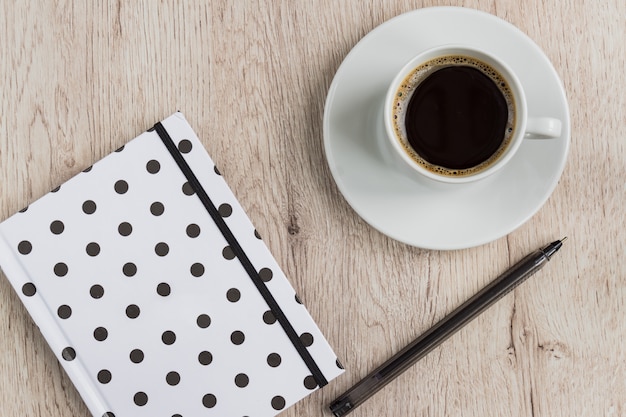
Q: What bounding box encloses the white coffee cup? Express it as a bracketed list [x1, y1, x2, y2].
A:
[383, 44, 562, 184]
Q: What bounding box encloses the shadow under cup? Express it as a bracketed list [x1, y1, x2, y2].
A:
[384, 45, 530, 184]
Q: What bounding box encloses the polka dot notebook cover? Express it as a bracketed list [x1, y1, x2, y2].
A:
[0, 112, 344, 417]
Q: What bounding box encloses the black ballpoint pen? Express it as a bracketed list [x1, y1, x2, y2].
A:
[330, 238, 567, 417]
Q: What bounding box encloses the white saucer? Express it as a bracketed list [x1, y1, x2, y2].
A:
[323, 6, 570, 250]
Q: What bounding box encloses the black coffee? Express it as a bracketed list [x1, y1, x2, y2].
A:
[392, 55, 515, 176]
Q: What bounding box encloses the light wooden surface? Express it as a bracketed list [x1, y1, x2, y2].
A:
[1, 1, 624, 416]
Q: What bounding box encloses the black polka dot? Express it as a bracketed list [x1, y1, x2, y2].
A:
[118, 222, 133, 236]
[336, 359, 345, 369]
[178, 139, 192, 153]
[222, 246, 235, 260]
[130, 349, 144, 363]
[214, 165, 221, 175]
[162, 330, 176, 345]
[102, 412, 115, 417]
[57, 305, 72, 319]
[155, 242, 169, 256]
[157, 282, 171, 296]
[182, 182, 195, 196]
[146, 159, 161, 174]
[150, 202, 164, 216]
[259, 268, 273, 282]
[19, 206, 28, 213]
[82, 166, 93, 173]
[114, 180, 128, 194]
[300, 332, 314, 347]
[97, 369, 112, 384]
[134, 391, 148, 406]
[218, 203, 232, 217]
[254, 229, 262, 239]
[166, 371, 181, 386]
[267, 353, 281, 367]
[54, 262, 68, 277]
[230, 331, 245, 345]
[50, 220, 65, 234]
[271, 396, 286, 410]
[263, 310, 276, 324]
[62, 347, 76, 361]
[86, 242, 100, 256]
[226, 288, 240, 302]
[190, 263, 204, 277]
[198, 351, 213, 365]
[126, 304, 140, 319]
[202, 394, 217, 408]
[17, 240, 32, 255]
[186, 223, 200, 238]
[82, 200, 97, 214]
[197, 314, 211, 328]
[304, 375, 317, 390]
[94, 327, 108, 341]
[22, 283, 36, 297]
[123, 262, 137, 277]
[90, 284, 104, 299]
[115, 145, 125, 152]
[234, 373, 249, 388]
[295, 294, 303, 304]
[51, 185, 62, 191]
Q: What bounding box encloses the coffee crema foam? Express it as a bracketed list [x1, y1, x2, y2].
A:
[392, 55, 516, 177]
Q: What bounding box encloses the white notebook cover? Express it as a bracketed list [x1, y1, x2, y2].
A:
[0, 112, 343, 417]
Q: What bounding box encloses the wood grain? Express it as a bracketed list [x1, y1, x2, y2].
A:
[1, 1, 624, 416]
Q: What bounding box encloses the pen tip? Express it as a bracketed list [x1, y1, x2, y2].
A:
[560, 236, 568, 243]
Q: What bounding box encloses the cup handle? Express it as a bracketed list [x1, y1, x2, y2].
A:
[524, 117, 562, 139]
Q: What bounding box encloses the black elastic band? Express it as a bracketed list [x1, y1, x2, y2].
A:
[154, 122, 328, 387]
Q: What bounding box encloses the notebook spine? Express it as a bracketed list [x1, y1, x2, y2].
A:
[0, 230, 111, 417]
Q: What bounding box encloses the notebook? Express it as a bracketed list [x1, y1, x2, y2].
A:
[0, 112, 344, 417]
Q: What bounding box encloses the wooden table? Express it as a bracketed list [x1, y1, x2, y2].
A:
[1, 1, 624, 416]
